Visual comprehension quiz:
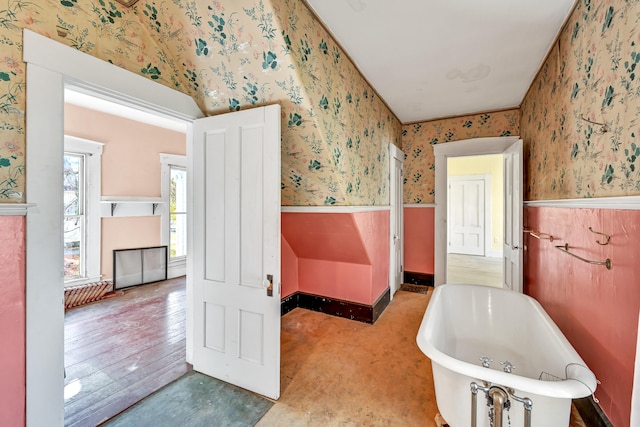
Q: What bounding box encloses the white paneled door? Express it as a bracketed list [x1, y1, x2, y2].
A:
[448, 176, 486, 256]
[503, 139, 523, 292]
[191, 105, 281, 399]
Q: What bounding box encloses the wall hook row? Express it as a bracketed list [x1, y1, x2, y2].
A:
[588, 226, 611, 245]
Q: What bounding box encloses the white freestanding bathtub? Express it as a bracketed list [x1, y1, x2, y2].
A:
[417, 284, 597, 427]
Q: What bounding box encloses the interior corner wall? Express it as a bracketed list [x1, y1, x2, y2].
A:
[64, 104, 186, 279]
[0, 216, 25, 426]
[281, 235, 298, 298]
[281, 210, 389, 306]
[353, 210, 390, 302]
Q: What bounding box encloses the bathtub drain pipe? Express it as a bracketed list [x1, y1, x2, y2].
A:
[489, 387, 509, 427]
[472, 382, 530, 427]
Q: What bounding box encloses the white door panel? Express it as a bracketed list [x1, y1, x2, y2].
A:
[503, 139, 523, 292]
[192, 105, 281, 399]
[448, 177, 485, 256]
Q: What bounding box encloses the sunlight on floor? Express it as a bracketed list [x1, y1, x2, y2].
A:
[64, 378, 82, 401]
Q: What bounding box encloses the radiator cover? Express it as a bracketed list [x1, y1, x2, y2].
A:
[113, 246, 168, 290]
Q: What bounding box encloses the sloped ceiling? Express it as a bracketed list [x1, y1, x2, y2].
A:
[304, 0, 577, 123]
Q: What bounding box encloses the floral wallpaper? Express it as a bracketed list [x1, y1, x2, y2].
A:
[521, 0, 640, 200]
[0, 0, 401, 206]
[402, 109, 520, 204]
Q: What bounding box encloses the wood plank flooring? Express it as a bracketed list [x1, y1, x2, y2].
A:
[64, 277, 189, 427]
[447, 253, 503, 287]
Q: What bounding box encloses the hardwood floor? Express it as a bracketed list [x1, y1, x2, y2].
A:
[64, 277, 189, 427]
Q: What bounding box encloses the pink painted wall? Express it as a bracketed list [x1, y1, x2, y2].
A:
[525, 206, 640, 426]
[0, 216, 26, 427]
[281, 236, 298, 298]
[404, 207, 435, 274]
[281, 211, 389, 305]
[353, 210, 390, 302]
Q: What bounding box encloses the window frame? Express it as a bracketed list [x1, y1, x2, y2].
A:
[160, 153, 187, 278]
[63, 135, 103, 287]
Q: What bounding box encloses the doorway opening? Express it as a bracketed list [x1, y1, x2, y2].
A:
[446, 154, 503, 287]
[61, 91, 191, 425]
[24, 29, 203, 426]
[432, 136, 522, 290]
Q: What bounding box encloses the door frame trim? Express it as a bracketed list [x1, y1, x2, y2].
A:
[432, 136, 520, 286]
[23, 29, 203, 426]
[389, 143, 404, 300]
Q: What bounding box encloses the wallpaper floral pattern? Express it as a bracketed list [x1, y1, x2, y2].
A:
[521, 0, 640, 200]
[0, 0, 401, 206]
[402, 109, 520, 204]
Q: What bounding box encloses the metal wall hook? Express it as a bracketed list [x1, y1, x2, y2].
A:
[524, 228, 555, 242]
[588, 226, 610, 245]
[555, 244, 612, 270]
[580, 115, 608, 133]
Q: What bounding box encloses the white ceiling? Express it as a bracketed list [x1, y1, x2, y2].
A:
[305, 0, 577, 123]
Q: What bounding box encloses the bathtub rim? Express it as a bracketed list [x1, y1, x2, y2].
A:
[416, 283, 598, 399]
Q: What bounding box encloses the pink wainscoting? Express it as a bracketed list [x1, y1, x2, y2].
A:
[525, 207, 640, 427]
[0, 216, 26, 427]
[298, 259, 372, 303]
[281, 235, 298, 298]
[353, 210, 390, 302]
[404, 207, 435, 274]
[281, 211, 389, 305]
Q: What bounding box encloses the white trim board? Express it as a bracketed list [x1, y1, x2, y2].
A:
[404, 203, 435, 208]
[525, 196, 640, 210]
[281, 206, 390, 213]
[0, 203, 36, 216]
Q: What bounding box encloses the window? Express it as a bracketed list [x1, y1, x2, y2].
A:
[63, 153, 85, 280]
[160, 153, 187, 278]
[170, 165, 187, 259]
[64, 136, 103, 286]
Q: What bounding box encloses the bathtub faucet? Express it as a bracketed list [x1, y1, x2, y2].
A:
[500, 360, 515, 373]
[479, 356, 493, 368]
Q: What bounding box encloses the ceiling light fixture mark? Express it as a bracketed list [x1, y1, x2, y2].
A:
[347, 0, 366, 12]
[446, 64, 491, 83]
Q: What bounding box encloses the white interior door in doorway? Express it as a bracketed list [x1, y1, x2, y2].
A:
[502, 139, 523, 292]
[191, 105, 281, 400]
[433, 136, 523, 289]
[447, 175, 487, 256]
[389, 144, 404, 298]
